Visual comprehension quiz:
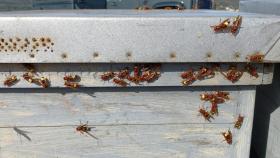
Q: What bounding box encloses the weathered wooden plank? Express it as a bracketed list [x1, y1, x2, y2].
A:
[0, 87, 240, 126]
[0, 63, 270, 88]
[0, 87, 256, 158]
[233, 89, 256, 158]
[0, 125, 232, 158]
[0, 10, 280, 63]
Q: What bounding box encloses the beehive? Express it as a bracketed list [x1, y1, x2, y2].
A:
[0, 10, 279, 158]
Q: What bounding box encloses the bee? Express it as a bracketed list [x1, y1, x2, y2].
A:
[211, 96, 225, 104]
[117, 68, 130, 79]
[200, 92, 228, 104]
[133, 66, 140, 78]
[127, 76, 141, 85]
[33, 77, 50, 88]
[181, 76, 196, 86]
[4, 75, 19, 87]
[214, 91, 230, 100]
[198, 107, 214, 122]
[76, 122, 91, 133]
[76, 121, 98, 140]
[234, 114, 244, 129]
[231, 15, 242, 34]
[39, 77, 50, 88]
[245, 64, 258, 78]
[210, 102, 218, 116]
[224, 66, 243, 83]
[200, 93, 215, 101]
[181, 69, 194, 79]
[196, 66, 215, 80]
[113, 78, 128, 87]
[63, 74, 80, 82]
[100, 72, 115, 81]
[246, 53, 264, 63]
[222, 129, 232, 144]
[211, 18, 231, 32]
[22, 72, 34, 83]
[141, 70, 160, 83]
[64, 81, 80, 89]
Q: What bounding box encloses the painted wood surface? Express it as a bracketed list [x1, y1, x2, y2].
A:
[0, 87, 256, 158]
[0, 10, 280, 63]
[0, 63, 272, 88]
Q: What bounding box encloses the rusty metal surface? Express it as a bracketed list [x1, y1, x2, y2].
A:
[0, 10, 279, 63]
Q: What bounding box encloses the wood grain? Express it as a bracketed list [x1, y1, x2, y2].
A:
[0, 87, 256, 158]
[0, 63, 270, 88]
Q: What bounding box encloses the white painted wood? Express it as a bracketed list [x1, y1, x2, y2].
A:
[0, 87, 256, 158]
[0, 63, 270, 88]
[0, 10, 280, 63]
[0, 88, 239, 126]
[234, 89, 256, 158]
[0, 125, 232, 158]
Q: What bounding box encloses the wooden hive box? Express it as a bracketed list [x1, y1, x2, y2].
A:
[0, 10, 280, 158]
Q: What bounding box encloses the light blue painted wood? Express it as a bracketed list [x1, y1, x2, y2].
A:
[0, 87, 256, 158]
[0, 10, 280, 63]
[0, 63, 272, 88]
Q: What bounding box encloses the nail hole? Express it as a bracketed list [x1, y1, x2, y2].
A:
[170, 52, 176, 59]
[93, 52, 99, 58]
[61, 53, 67, 59]
[206, 52, 212, 58]
[29, 54, 35, 58]
[235, 53, 240, 59]
[126, 52, 132, 58]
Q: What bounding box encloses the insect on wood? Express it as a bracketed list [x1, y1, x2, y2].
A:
[223, 66, 243, 83]
[100, 71, 115, 81]
[141, 70, 160, 83]
[4, 75, 19, 87]
[63, 74, 80, 82]
[246, 53, 265, 63]
[234, 114, 244, 129]
[198, 107, 214, 122]
[231, 15, 242, 34]
[33, 77, 50, 88]
[214, 91, 230, 100]
[211, 18, 230, 32]
[196, 66, 215, 80]
[222, 129, 233, 144]
[76, 121, 98, 140]
[181, 69, 194, 79]
[117, 67, 130, 79]
[22, 72, 34, 83]
[113, 78, 128, 87]
[200, 93, 215, 101]
[210, 102, 218, 116]
[64, 81, 80, 89]
[181, 76, 196, 86]
[245, 64, 259, 78]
